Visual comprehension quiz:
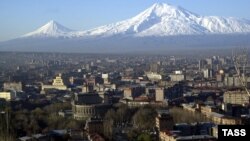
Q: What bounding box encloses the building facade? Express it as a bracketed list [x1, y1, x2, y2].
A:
[41, 74, 67, 93]
[72, 93, 111, 120]
[3, 82, 22, 91]
[0, 91, 15, 101]
[223, 90, 249, 105]
[155, 83, 184, 102]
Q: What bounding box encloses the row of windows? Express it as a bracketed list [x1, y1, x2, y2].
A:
[75, 107, 96, 114]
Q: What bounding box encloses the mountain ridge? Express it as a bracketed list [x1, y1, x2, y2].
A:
[19, 3, 250, 39]
[1, 3, 250, 53]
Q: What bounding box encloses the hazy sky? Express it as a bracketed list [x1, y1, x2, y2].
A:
[0, 0, 250, 41]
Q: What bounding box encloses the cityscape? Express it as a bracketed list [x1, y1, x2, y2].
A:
[0, 51, 249, 141]
[0, 0, 250, 141]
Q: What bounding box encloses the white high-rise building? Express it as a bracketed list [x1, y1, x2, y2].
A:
[203, 69, 213, 78]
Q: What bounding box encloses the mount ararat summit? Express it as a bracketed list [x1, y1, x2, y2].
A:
[1, 3, 250, 53]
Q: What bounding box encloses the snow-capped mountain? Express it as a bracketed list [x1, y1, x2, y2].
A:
[79, 3, 250, 37]
[22, 20, 74, 38]
[20, 3, 250, 39]
[79, 3, 209, 37]
[1, 3, 250, 53]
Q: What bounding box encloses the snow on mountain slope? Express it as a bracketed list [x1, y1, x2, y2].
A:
[200, 17, 250, 33]
[78, 3, 208, 37]
[20, 3, 250, 39]
[22, 20, 74, 38]
[77, 3, 250, 37]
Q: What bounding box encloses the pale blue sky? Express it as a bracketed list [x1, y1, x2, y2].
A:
[0, 0, 250, 41]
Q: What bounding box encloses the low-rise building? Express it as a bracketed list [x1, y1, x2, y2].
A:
[210, 112, 241, 125]
[160, 130, 216, 141]
[146, 72, 162, 81]
[0, 91, 16, 101]
[182, 104, 196, 113]
[169, 74, 185, 82]
[200, 105, 216, 117]
[84, 117, 104, 134]
[3, 82, 22, 91]
[198, 104, 242, 125]
[223, 90, 249, 105]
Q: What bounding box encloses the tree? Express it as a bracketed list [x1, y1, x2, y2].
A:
[103, 109, 116, 139]
[28, 119, 41, 135]
[169, 107, 208, 123]
[137, 133, 152, 141]
[132, 106, 157, 130]
[65, 119, 81, 129]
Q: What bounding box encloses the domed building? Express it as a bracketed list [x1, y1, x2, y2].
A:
[72, 92, 112, 120]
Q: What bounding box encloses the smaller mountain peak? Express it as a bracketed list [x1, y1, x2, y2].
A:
[41, 20, 73, 32]
[22, 20, 73, 37]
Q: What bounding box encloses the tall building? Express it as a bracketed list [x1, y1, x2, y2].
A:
[150, 63, 160, 73]
[206, 58, 213, 69]
[203, 69, 213, 79]
[69, 76, 74, 85]
[198, 60, 206, 71]
[123, 85, 145, 99]
[155, 83, 183, 102]
[102, 73, 110, 84]
[155, 88, 164, 102]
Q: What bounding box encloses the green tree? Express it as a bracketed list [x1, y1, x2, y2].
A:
[137, 133, 152, 141]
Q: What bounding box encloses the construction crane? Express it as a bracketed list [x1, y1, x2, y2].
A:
[232, 48, 250, 98]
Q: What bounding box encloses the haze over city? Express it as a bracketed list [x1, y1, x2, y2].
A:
[0, 1, 250, 141]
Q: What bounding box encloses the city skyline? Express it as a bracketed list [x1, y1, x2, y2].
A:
[1, 0, 250, 41]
